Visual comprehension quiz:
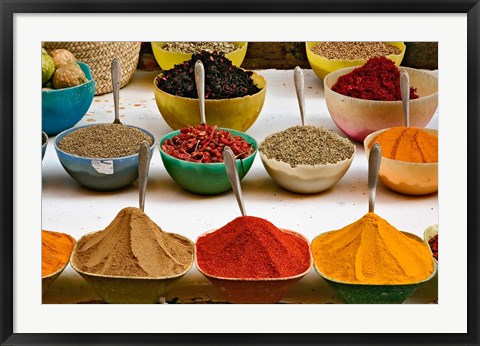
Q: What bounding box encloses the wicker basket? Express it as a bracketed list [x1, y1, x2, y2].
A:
[43, 41, 141, 95]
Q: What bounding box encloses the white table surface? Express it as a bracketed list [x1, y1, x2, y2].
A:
[42, 68, 438, 304]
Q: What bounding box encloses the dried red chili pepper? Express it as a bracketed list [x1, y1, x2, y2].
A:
[161, 124, 254, 163]
[428, 234, 438, 260]
[331, 56, 419, 101]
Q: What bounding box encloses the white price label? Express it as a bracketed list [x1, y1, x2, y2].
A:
[91, 160, 114, 175]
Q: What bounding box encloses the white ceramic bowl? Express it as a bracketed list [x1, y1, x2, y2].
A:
[364, 128, 438, 195]
[324, 66, 438, 142]
[259, 146, 355, 194]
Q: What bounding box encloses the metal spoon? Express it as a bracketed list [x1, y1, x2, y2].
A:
[368, 143, 382, 213]
[294, 66, 306, 126]
[138, 140, 151, 212]
[400, 70, 410, 127]
[111, 57, 122, 125]
[194, 60, 207, 125]
[223, 146, 247, 216]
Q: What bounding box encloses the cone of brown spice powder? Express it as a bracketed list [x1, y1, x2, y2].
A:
[73, 207, 194, 278]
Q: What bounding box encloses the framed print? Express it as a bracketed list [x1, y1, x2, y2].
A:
[1, 1, 479, 345]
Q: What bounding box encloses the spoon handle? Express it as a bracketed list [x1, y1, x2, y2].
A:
[223, 146, 247, 216]
[138, 140, 151, 212]
[111, 57, 122, 125]
[400, 70, 410, 128]
[294, 66, 306, 126]
[368, 143, 382, 213]
[195, 60, 206, 125]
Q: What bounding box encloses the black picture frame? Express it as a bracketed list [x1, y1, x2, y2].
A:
[1, 1, 479, 345]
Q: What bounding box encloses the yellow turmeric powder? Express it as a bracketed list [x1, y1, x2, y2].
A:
[42, 230, 76, 277]
[369, 127, 438, 163]
[311, 213, 434, 285]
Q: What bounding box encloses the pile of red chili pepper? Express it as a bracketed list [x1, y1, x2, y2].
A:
[196, 216, 311, 279]
[161, 124, 254, 163]
[331, 56, 419, 101]
[428, 234, 438, 260]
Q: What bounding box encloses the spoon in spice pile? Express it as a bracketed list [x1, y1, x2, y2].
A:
[400, 70, 410, 127]
[138, 140, 151, 211]
[224, 146, 247, 216]
[294, 66, 306, 126]
[194, 60, 207, 125]
[368, 142, 382, 213]
[111, 57, 123, 125]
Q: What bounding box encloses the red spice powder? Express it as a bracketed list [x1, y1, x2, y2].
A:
[196, 216, 311, 279]
[331, 56, 419, 101]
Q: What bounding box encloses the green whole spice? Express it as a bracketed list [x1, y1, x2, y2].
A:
[259, 125, 354, 167]
[162, 42, 238, 55]
[58, 124, 153, 158]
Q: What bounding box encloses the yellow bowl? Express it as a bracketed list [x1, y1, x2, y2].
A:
[70, 230, 194, 304]
[324, 66, 438, 142]
[151, 42, 248, 70]
[195, 229, 312, 304]
[306, 41, 406, 80]
[364, 128, 438, 195]
[153, 71, 267, 132]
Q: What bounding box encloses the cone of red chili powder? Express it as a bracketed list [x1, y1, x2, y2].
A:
[196, 216, 311, 279]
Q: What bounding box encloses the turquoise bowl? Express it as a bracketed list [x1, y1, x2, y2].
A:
[42, 62, 96, 136]
[159, 129, 257, 195]
[54, 125, 156, 191]
[313, 259, 438, 304]
[42, 131, 48, 160]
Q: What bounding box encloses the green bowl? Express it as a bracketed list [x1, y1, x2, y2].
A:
[313, 261, 437, 304]
[159, 128, 257, 195]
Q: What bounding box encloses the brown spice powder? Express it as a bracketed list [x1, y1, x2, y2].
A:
[73, 207, 194, 278]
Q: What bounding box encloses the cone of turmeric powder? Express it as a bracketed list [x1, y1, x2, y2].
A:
[311, 212, 435, 285]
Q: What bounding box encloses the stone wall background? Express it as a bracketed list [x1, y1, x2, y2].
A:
[138, 42, 438, 71]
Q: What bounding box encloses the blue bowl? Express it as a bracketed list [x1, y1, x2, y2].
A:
[42, 62, 96, 136]
[54, 125, 156, 191]
[42, 131, 48, 160]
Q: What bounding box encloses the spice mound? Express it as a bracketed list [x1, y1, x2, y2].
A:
[311, 42, 402, 60]
[196, 216, 311, 279]
[58, 124, 153, 158]
[42, 230, 76, 277]
[311, 212, 435, 285]
[368, 127, 438, 163]
[162, 42, 238, 55]
[73, 207, 193, 278]
[157, 51, 261, 99]
[162, 124, 254, 163]
[259, 125, 354, 168]
[331, 56, 419, 101]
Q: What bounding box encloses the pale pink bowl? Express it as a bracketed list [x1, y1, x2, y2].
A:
[195, 229, 313, 304]
[324, 66, 438, 142]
